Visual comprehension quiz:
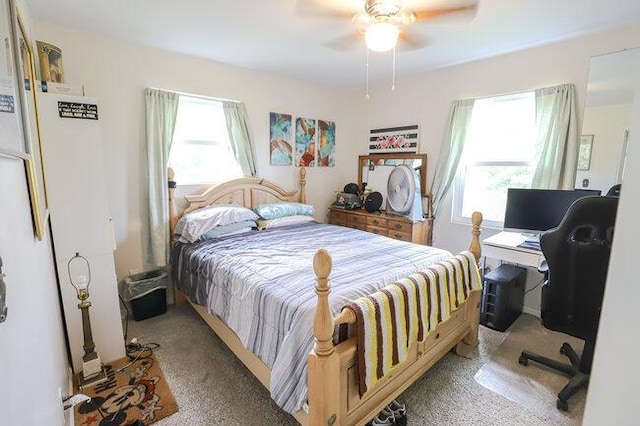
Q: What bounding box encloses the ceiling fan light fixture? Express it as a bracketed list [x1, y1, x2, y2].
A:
[365, 22, 400, 52]
[365, 0, 402, 16]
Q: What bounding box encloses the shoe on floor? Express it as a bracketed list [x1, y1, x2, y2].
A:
[368, 407, 395, 425]
[387, 399, 407, 426]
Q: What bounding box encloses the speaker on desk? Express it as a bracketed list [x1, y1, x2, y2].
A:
[480, 264, 526, 332]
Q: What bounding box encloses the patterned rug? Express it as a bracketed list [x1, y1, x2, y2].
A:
[75, 354, 178, 426]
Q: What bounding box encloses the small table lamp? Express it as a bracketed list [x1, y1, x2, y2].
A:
[68, 252, 108, 389]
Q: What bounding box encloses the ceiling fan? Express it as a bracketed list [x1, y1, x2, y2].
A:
[297, 0, 478, 52]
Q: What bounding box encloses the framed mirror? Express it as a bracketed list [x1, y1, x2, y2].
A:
[12, 3, 48, 239]
[358, 153, 430, 215]
[358, 153, 427, 196]
[576, 47, 640, 193]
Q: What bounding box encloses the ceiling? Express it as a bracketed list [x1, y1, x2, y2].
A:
[26, 0, 640, 88]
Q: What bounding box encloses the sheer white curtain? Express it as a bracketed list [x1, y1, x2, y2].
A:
[144, 88, 179, 267]
[532, 83, 579, 189]
[223, 101, 257, 177]
[430, 99, 475, 218]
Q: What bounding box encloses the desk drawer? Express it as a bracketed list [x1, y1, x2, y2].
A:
[482, 244, 544, 269]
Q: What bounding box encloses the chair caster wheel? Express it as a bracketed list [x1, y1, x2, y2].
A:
[518, 355, 528, 366]
[557, 398, 569, 411]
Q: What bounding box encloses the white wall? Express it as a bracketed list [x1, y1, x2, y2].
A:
[33, 21, 362, 281]
[0, 158, 70, 424]
[356, 24, 640, 314]
[0, 6, 69, 425]
[582, 68, 640, 426]
[576, 103, 631, 192]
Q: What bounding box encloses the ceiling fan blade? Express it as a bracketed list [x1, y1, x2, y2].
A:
[397, 29, 429, 52]
[294, 0, 361, 19]
[404, 4, 478, 24]
[323, 31, 363, 52]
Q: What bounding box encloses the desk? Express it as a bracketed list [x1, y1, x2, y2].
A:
[482, 231, 546, 317]
[482, 231, 545, 269]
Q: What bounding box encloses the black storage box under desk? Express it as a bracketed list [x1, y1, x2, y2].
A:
[480, 264, 526, 331]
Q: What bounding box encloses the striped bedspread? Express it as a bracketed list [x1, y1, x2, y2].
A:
[172, 222, 452, 413]
[346, 251, 482, 396]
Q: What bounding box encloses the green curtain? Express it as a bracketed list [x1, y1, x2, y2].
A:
[531, 83, 579, 189]
[430, 98, 475, 218]
[223, 101, 257, 177]
[144, 88, 179, 267]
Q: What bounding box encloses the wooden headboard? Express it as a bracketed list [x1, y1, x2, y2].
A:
[168, 167, 307, 235]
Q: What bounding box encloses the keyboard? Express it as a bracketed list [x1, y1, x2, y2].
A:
[518, 240, 541, 250]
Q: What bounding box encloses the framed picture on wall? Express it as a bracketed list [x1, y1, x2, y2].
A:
[578, 134, 594, 171]
[12, 1, 49, 240]
[0, 0, 26, 159]
[368, 124, 420, 154]
[270, 112, 293, 166]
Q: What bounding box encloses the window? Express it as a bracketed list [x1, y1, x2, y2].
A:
[453, 92, 537, 228]
[168, 96, 242, 185]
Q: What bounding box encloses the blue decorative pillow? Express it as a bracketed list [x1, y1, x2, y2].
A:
[200, 220, 257, 240]
[253, 202, 315, 220]
[257, 215, 315, 230]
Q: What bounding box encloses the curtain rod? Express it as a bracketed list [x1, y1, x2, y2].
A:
[472, 83, 572, 101]
[147, 87, 241, 104]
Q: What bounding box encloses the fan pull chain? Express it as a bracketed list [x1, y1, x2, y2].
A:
[365, 47, 370, 100]
[391, 46, 396, 91]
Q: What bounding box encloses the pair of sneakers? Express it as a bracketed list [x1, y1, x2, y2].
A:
[368, 399, 407, 426]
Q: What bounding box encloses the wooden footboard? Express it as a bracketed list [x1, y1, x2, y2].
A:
[308, 212, 483, 426]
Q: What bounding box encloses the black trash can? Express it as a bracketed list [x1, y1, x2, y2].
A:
[122, 269, 168, 321]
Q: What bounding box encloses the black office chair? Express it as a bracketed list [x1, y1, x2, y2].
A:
[518, 196, 618, 411]
[606, 183, 621, 197]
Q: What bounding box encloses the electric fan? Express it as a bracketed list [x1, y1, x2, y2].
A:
[386, 164, 424, 220]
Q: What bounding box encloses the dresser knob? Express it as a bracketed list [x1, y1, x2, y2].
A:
[394, 223, 402, 230]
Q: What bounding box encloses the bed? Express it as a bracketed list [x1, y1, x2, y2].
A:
[168, 167, 483, 426]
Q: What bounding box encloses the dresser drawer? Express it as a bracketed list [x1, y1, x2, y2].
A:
[350, 222, 367, 231]
[367, 216, 387, 228]
[388, 219, 411, 233]
[388, 230, 412, 242]
[367, 226, 388, 237]
[330, 210, 348, 226]
[348, 214, 367, 227]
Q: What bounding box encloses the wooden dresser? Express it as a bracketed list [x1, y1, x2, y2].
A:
[329, 208, 433, 245]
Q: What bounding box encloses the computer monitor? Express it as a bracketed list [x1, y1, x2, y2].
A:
[503, 188, 601, 235]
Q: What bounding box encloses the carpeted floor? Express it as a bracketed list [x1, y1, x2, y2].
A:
[128, 305, 584, 425]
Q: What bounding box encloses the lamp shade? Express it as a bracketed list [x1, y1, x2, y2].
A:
[365, 22, 400, 52]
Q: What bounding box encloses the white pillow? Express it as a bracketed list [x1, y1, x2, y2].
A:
[257, 215, 315, 230]
[175, 205, 259, 242]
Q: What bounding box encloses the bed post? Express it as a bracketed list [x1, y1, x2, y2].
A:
[168, 168, 178, 234]
[308, 249, 341, 426]
[299, 167, 307, 204]
[456, 211, 483, 357]
[469, 211, 483, 263]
